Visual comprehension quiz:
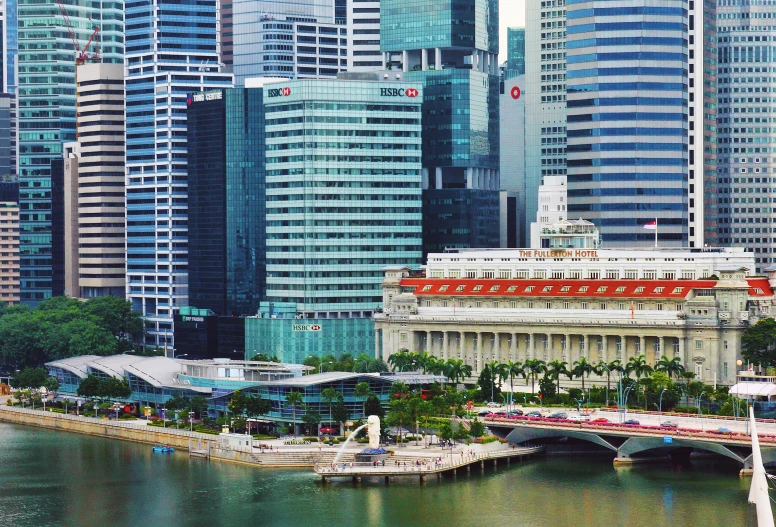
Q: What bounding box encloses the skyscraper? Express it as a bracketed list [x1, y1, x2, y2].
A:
[124, 0, 232, 346]
[505, 27, 525, 79]
[17, 0, 123, 303]
[186, 87, 266, 316]
[716, 0, 776, 271]
[564, 0, 689, 246]
[381, 0, 501, 257]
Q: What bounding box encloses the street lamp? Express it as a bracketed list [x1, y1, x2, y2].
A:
[189, 411, 195, 431]
[658, 387, 666, 415]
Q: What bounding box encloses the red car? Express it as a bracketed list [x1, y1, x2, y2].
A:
[319, 426, 338, 434]
[590, 418, 610, 424]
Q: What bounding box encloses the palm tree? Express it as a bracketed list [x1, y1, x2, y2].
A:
[320, 387, 342, 429]
[625, 355, 653, 409]
[594, 359, 623, 406]
[443, 359, 472, 384]
[547, 359, 569, 395]
[656, 355, 685, 380]
[353, 381, 372, 417]
[572, 357, 593, 392]
[387, 349, 412, 372]
[524, 359, 547, 398]
[504, 361, 525, 408]
[285, 390, 304, 436]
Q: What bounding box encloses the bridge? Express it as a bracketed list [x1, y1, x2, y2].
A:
[314, 445, 543, 484]
[485, 414, 774, 472]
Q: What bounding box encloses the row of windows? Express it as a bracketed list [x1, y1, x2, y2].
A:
[430, 268, 703, 280]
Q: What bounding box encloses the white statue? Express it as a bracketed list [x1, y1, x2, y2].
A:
[367, 415, 380, 449]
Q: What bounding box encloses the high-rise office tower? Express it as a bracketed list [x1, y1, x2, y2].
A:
[0, 177, 18, 304]
[524, 0, 567, 248]
[381, 0, 501, 257]
[687, 0, 717, 248]
[61, 64, 125, 299]
[124, 0, 232, 347]
[17, 0, 123, 303]
[186, 87, 266, 316]
[221, 0, 233, 67]
[500, 75, 526, 246]
[346, 0, 383, 71]
[564, 0, 689, 247]
[716, 0, 776, 271]
[505, 27, 525, 79]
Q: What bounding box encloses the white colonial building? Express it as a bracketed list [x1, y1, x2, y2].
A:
[374, 247, 774, 386]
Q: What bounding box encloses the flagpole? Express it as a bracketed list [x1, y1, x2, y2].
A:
[654, 217, 658, 248]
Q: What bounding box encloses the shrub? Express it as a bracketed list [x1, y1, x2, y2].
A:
[252, 434, 276, 440]
[473, 436, 499, 444]
[119, 413, 137, 420]
[303, 437, 318, 442]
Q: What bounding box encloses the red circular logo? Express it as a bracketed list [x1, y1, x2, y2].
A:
[511, 86, 521, 100]
[405, 88, 418, 98]
[281, 87, 291, 96]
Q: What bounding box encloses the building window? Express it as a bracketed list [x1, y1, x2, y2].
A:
[724, 362, 728, 378]
[489, 285, 499, 292]
[455, 285, 465, 292]
[421, 285, 432, 292]
[724, 340, 728, 349]
[695, 340, 703, 349]
[442, 300, 448, 307]
[637, 303, 644, 310]
[582, 302, 588, 309]
[657, 303, 663, 311]
[465, 269, 477, 278]
[499, 270, 511, 279]
[552, 270, 564, 279]
[663, 271, 676, 279]
[449, 270, 460, 278]
[644, 270, 657, 279]
[654, 338, 660, 352]
[606, 270, 619, 279]
[546, 301, 552, 309]
[618, 303, 626, 310]
[516, 270, 529, 279]
[624, 270, 638, 279]
[476, 301, 483, 308]
[506, 286, 517, 293]
[570, 270, 582, 279]
[424, 300, 431, 307]
[510, 301, 517, 308]
[483, 270, 495, 278]
[615, 286, 625, 293]
[564, 301, 570, 309]
[535, 270, 547, 279]
[401, 333, 407, 342]
[589, 270, 600, 279]
[600, 302, 606, 310]
[439, 285, 449, 292]
[528, 301, 534, 309]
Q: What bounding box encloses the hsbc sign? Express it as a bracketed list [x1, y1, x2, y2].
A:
[380, 87, 419, 98]
[267, 86, 292, 98]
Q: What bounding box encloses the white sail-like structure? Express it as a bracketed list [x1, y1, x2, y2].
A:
[749, 405, 775, 527]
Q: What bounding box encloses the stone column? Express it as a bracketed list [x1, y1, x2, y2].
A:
[435, 47, 441, 70]
[459, 331, 465, 360]
[529, 333, 535, 359]
[476, 332, 483, 373]
[584, 335, 589, 360]
[639, 336, 645, 360]
[443, 331, 449, 360]
[678, 336, 686, 366]
[402, 50, 408, 72]
[374, 329, 380, 359]
[620, 335, 626, 360]
[660, 336, 665, 361]
[565, 333, 571, 362]
[494, 332, 500, 362]
[426, 330, 432, 354]
[408, 330, 415, 352]
[601, 335, 608, 362]
[511, 333, 517, 362]
[421, 48, 428, 71]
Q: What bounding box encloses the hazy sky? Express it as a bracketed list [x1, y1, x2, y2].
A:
[500, 0, 526, 62]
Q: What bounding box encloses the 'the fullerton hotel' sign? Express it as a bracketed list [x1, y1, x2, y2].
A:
[517, 249, 598, 258]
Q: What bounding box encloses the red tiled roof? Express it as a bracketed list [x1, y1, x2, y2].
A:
[400, 278, 756, 299]
[747, 277, 773, 297]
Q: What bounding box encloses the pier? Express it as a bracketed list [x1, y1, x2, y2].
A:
[314, 445, 543, 484]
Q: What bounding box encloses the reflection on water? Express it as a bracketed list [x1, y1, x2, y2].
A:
[0, 423, 762, 526]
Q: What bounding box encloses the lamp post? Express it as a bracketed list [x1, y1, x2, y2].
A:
[189, 411, 194, 432]
[489, 362, 495, 403]
[658, 387, 666, 415]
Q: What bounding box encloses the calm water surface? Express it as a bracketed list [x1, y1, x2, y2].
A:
[0, 423, 762, 527]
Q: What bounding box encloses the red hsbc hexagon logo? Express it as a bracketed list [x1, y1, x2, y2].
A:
[310, 324, 321, 331]
[511, 86, 521, 100]
[281, 87, 291, 96]
[405, 87, 418, 97]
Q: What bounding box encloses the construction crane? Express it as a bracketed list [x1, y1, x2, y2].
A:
[57, 0, 101, 65]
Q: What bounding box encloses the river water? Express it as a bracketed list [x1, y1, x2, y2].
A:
[0, 423, 762, 527]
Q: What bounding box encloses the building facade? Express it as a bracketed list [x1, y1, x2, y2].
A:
[346, 0, 383, 71]
[186, 87, 266, 316]
[564, 0, 689, 247]
[0, 180, 19, 304]
[505, 27, 526, 79]
[716, 1, 776, 272]
[17, 0, 123, 304]
[381, 0, 501, 256]
[124, 0, 233, 346]
[375, 251, 763, 386]
[62, 64, 125, 299]
[262, 78, 423, 319]
[499, 75, 526, 246]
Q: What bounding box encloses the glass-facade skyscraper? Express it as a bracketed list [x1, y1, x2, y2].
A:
[564, 0, 689, 246]
[381, 0, 501, 257]
[262, 78, 423, 317]
[505, 27, 525, 79]
[17, 0, 123, 303]
[125, 0, 232, 346]
[716, 0, 776, 272]
[186, 87, 266, 316]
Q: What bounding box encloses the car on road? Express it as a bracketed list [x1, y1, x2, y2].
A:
[525, 411, 543, 418]
[622, 419, 640, 426]
[319, 426, 338, 435]
[547, 412, 568, 420]
[485, 412, 507, 419]
[660, 421, 679, 429]
[486, 402, 502, 408]
[568, 414, 591, 422]
[506, 410, 524, 418]
[477, 411, 490, 417]
[713, 427, 732, 435]
[590, 418, 610, 424]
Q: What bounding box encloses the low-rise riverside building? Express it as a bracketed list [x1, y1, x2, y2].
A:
[374, 247, 774, 386]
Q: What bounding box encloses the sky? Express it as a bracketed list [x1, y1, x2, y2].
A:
[499, 0, 526, 62]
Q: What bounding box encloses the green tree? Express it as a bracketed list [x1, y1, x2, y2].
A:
[250, 353, 280, 362]
[390, 382, 409, 399]
[387, 349, 412, 372]
[539, 375, 556, 400]
[98, 377, 131, 400]
[285, 391, 304, 435]
[572, 357, 593, 392]
[44, 376, 60, 398]
[742, 318, 776, 367]
[469, 420, 485, 438]
[189, 396, 210, 418]
[443, 359, 472, 384]
[364, 394, 385, 419]
[301, 407, 321, 435]
[438, 422, 454, 442]
[10, 367, 49, 390]
[386, 398, 410, 444]
[228, 390, 248, 415]
[82, 296, 144, 352]
[353, 381, 372, 417]
[332, 401, 349, 427]
[302, 356, 321, 373]
[477, 362, 503, 402]
[524, 359, 547, 398]
[504, 361, 525, 407]
[547, 359, 569, 395]
[353, 353, 389, 373]
[656, 355, 685, 379]
[76, 374, 101, 398]
[320, 387, 342, 428]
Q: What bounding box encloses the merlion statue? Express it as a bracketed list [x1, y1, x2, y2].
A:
[367, 415, 380, 449]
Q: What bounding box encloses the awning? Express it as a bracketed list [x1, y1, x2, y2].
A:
[729, 382, 776, 398]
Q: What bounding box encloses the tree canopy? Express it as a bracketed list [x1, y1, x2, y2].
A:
[742, 318, 776, 367]
[0, 296, 145, 369]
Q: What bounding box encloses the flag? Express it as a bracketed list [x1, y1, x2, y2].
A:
[644, 220, 657, 230]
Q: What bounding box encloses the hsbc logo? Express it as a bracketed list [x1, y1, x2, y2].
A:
[510, 86, 521, 100]
[267, 86, 292, 98]
[380, 87, 419, 98]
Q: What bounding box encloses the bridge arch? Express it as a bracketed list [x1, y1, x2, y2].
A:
[502, 426, 619, 452]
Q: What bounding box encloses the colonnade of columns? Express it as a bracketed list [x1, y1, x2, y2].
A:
[377, 328, 687, 373]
